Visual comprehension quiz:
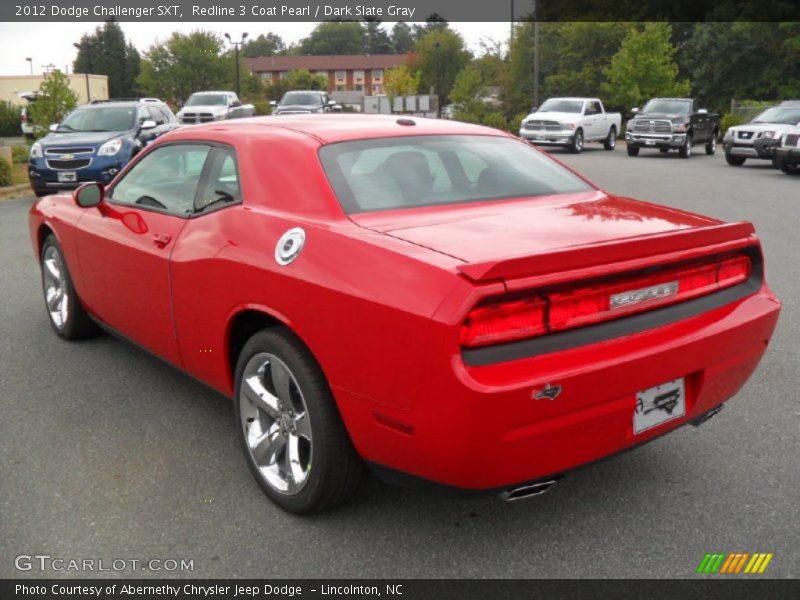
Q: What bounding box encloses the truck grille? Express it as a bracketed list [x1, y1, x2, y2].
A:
[524, 120, 562, 131]
[46, 158, 91, 170]
[737, 130, 755, 140]
[632, 120, 672, 133]
[784, 133, 800, 147]
[181, 112, 215, 124]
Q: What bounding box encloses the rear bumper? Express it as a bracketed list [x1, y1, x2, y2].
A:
[339, 285, 780, 493]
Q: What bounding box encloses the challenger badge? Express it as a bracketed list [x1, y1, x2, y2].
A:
[610, 281, 678, 310]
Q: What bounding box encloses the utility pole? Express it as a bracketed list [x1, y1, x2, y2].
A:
[73, 42, 92, 102]
[510, 0, 514, 44]
[25, 57, 33, 75]
[435, 39, 441, 118]
[225, 32, 249, 97]
[532, 0, 539, 110]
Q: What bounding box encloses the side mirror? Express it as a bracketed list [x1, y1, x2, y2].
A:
[231, 100, 242, 107]
[49, 123, 59, 132]
[269, 100, 277, 107]
[140, 120, 157, 130]
[698, 108, 708, 114]
[74, 182, 104, 208]
[631, 107, 640, 114]
[332, 103, 342, 112]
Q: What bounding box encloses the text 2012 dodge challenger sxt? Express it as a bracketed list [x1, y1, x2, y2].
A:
[29, 115, 781, 513]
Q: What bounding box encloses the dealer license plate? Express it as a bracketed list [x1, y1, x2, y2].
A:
[57, 171, 77, 183]
[645, 140, 656, 146]
[633, 377, 685, 434]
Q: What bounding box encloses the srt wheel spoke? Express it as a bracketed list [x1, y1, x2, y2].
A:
[294, 412, 312, 439]
[269, 359, 294, 408]
[44, 257, 61, 282]
[251, 425, 285, 466]
[243, 374, 281, 419]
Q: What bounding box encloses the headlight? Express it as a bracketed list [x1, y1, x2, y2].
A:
[565, 123, 576, 130]
[97, 139, 122, 156]
[30, 142, 43, 159]
[724, 128, 734, 140]
[673, 123, 687, 133]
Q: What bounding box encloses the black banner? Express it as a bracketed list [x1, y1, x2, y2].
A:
[3, 579, 800, 600]
[2, 0, 800, 22]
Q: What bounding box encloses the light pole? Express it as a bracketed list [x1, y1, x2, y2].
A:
[25, 57, 33, 75]
[224, 32, 249, 98]
[435, 40, 441, 118]
[73, 42, 91, 102]
[532, 0, 539, 110]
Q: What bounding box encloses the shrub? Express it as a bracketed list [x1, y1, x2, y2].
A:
[0, 158, 12, 187]
[720, 113, 745, 137]
[0, 101, 20, 137]
[11, 144, 29, 163]
[252, 100, 271, 116]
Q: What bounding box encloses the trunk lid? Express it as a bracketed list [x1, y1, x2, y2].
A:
[351, 191, 754, 281]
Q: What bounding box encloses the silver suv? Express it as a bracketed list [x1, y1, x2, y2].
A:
[723, 101, 800, 166]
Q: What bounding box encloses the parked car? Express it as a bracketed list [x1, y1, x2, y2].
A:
[176, 91, 255, 124]
[29, 115, 780, 513]
[625, 98, 719, 158]
[28, 99, 178, 197]
[723, 101, 800, 167]
[18, 91, 40, 139]
[271, 90, 340, 115]
[773, 128, 800, 175]
[519, 97, 621, 153]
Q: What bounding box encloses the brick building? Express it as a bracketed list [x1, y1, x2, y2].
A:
[245, 54, 411, 95]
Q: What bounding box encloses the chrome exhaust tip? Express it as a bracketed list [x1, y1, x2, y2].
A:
[691, 404, 724, 427]
[501, 479, 558, 502]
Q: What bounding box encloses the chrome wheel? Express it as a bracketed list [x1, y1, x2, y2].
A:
[239, 352, 312, 495]
[42, 245, 69, 329]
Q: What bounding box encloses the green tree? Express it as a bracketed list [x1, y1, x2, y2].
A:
[28, 70, 78, 135]
[73, 20, 140, 98]
[391, 22, 414, 54]
[602, 23, 690, 111]
[412, 28, 471, 104]
[383, 65, 419, 99]
[0, 101, 20, 137]
[298, 22, 366, 55]
[542, 23, 628, 101]
[242, 33, 286, 57]
[137, 31, 235, 103]
[364, 19, 394, 54]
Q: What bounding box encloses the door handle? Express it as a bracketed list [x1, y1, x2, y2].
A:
[153, 233, 171, 248]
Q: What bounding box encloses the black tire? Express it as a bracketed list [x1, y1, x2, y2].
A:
[39, 235, 99, 340]
[706, 133, 718, 155]
[725, 152, 746, 166]
[679, 133, 693, 159]
[659, 148, 670, 154]
[779, 159, 800, 175]
[234, 327, 366, 514]
[626, 144, 639, 157]
[34, 189, 52, 198]
[568, 129, 584, 154]
[603, 126, 617, 150]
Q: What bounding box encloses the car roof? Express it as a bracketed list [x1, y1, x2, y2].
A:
[163, 114, 509, 145]
[779, 100, 800, 107]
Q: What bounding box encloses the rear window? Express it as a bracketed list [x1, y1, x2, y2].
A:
[318, 135, 592, 213]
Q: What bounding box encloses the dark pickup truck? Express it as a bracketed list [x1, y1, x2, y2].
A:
[625, 98, 720, 159]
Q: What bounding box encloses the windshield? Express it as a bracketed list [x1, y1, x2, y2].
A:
[58, 106, 136, 133]
[641, 99, 692, 114]
[538, 99, 583, 113]
[281, 92, 323, 106]
[752, 107, 800, 125]
[319, 135, 593, 214]
[186, 94, 227, 106]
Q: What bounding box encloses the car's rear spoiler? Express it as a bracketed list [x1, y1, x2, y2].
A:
[457, 222, 756, 282]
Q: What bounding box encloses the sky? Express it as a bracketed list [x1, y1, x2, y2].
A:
[0, 22, 511, 76]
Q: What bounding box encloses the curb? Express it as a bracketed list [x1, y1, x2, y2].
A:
[0, 183, 32, 201]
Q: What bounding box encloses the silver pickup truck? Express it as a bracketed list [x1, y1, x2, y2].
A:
[176, 91, 255, 125]
[519, 97, 622, 154]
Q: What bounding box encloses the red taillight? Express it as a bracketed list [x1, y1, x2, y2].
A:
[460, 298, 547, 348]
[460, 254, 752, 348]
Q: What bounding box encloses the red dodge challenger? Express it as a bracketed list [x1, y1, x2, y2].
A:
[29, 115, 781, 513]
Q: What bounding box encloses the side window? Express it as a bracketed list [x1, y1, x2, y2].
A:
[149, 106, 167, 125]
[591, 101, 602, 114]
[109, 144, 212, 216]
[138, 107, 154, 126]
[195, 147, 241, 212]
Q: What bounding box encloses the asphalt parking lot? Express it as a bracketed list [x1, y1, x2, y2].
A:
[1, 146, 797, 579]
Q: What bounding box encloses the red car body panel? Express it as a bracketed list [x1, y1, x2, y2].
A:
[28, 115, 781, 493]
